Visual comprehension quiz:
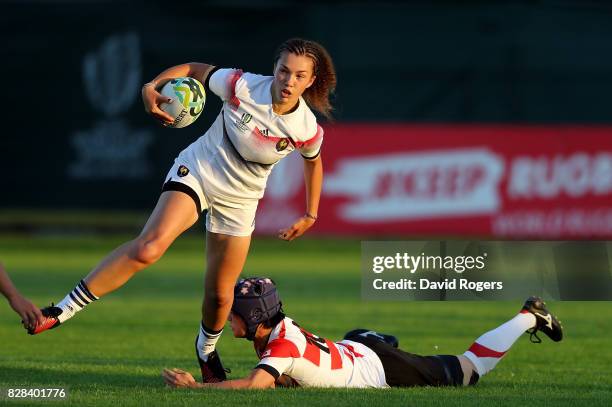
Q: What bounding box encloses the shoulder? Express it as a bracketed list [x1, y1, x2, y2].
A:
[274, 317, 305, 342]
[240, 72, 272, 86]
[262, 318, 304, 359]
[237, 72, 272, 95]
[209, 68, 243, 86]
[209, 69, 270, 92]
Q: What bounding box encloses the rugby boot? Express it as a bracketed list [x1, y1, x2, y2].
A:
[194, 336, 229, 382]
[521, 296, 563, 343]
[344, 328, 399, 348]
[27, 304, 62, 335]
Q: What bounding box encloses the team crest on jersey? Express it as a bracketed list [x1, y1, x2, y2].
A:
[177, 165, 189, 177]
[235, 112, 252, 133]
[276, 139, 289, 152]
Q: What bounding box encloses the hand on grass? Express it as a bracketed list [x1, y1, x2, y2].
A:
[163, 368, 198, 388]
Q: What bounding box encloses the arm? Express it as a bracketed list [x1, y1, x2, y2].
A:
[162, 367, 275, 390]
[0, 263, 20, 300]
[303, 155, 322, 220]
[275, 374, 300, 388]
[278, 155, 323, 241]
[0, 264, 44, 329]
[141, 62, 216, 124]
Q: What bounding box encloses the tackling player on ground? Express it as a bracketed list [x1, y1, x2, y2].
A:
[163, 278, 564, 389]
[29, 38, 336, 383]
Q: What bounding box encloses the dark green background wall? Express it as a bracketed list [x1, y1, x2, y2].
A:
[2, 1, 611, 209]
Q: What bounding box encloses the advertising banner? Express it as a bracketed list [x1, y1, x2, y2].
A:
[256, 125, 612, 238]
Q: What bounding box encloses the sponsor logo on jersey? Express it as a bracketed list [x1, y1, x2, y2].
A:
[177, 165, 190, 177]
[276, 139, 289, 152]
[254, 127, 272, 139]
[235, 112, 252, 132]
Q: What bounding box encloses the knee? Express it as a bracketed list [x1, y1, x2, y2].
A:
[457, 355, 480, 386]
[205, 288, 234, 310]
[130, 236, 168, 266]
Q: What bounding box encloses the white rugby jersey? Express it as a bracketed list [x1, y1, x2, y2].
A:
[188, 68, 323, 201]
[256, 317, 388, 388]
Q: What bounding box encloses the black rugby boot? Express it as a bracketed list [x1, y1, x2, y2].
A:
[521, 296, 563, 343]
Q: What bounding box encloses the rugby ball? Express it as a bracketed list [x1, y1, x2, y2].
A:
[159, 77, 206, 128]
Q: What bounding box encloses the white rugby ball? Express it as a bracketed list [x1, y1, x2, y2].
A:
[159, 77, 206, 128]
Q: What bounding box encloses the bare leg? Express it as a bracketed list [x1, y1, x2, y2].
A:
[84, 191, 199, 297]
[202, 232, 251, 331]
[456, 355, 476, 386]
[30, 191, 200, 332]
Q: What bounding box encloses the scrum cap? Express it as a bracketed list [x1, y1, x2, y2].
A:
[232, 277, 282, 340]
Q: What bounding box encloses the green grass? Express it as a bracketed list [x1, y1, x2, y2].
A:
[0, 234, 611, 406]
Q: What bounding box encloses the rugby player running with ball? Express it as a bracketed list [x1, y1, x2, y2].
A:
[29, 38, 336, 384]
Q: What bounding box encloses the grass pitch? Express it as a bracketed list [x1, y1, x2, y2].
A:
[0, 233, 611, 406]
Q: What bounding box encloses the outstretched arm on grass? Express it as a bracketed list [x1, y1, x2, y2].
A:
[162, 367, 275, 390]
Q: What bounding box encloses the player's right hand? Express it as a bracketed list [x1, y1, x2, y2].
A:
[142, 84, 175, 125]
[8, 294, 44, 331]
[162, 368, 198, 388]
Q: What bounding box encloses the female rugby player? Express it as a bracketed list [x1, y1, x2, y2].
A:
[163, 278, 563, 389]
[30, 38, 336, 383]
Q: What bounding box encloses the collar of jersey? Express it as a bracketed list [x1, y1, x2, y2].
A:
[267, 78, 304, 118]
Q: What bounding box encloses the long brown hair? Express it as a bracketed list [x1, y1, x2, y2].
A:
[274, 38, 337, 120]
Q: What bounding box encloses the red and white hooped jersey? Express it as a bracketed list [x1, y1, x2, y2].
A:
[256, 317, 388, 388]
[185, 68, 323, 202]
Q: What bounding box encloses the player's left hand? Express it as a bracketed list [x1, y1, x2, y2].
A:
[278, 216, 316, 241]
[162, 368, 198, 388]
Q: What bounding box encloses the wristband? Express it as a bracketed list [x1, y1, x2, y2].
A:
[305, 213, 318, 221]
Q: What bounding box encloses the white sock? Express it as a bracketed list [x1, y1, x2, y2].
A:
[55, 280, 99, 323]
[197, 322, 223, 361]
[463, 311, 536, 376]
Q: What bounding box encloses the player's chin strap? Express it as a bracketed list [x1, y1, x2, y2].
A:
[246, 326, 257, 341]
[246, 306, 284, 341]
